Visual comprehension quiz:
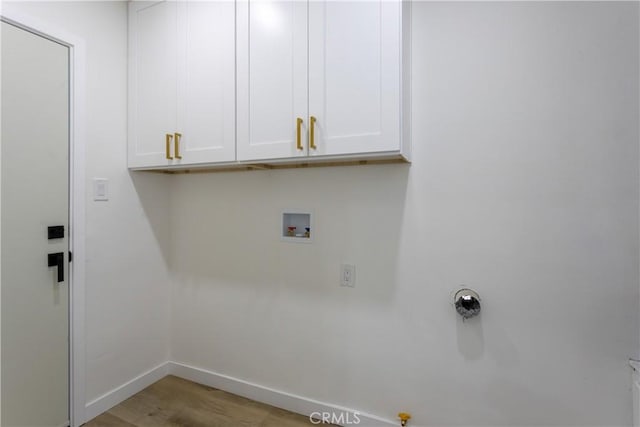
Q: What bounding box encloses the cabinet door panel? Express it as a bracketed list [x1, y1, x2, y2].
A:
[237, 0, 308, 161]
[128, 1, 177, 168]
[177, 1, 236, 164]
[308, 1, 401, 157]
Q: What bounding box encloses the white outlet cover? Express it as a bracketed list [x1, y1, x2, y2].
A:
[340, 264, 356, 287]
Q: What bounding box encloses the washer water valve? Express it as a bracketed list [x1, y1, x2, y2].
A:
[398, 412, 411, 426]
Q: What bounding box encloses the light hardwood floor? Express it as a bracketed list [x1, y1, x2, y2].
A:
[83, 375, 322, 427]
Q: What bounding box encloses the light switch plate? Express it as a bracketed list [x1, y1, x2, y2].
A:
[93, 178, 108, 201]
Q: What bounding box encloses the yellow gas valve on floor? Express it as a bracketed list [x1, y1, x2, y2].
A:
[398, 412, 411, 426]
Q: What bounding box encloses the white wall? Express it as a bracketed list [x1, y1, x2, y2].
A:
[0, 1, 637, 426]
[170, 2, 640, 426]
[0, 0, 171, 412]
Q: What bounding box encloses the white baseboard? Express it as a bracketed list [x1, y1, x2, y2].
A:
[84, 362, 170, 422]
[82, 360, 396, 427]
[167, 361, 396, 427]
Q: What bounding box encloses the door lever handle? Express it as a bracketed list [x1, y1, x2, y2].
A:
[47, 252, 64, 283]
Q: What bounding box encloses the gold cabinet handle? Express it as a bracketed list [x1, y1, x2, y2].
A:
[174, 132, 182, 159]
[296, 118, 303, 150]
[309, 116, 317, 150]
[166, 134, 173, 159]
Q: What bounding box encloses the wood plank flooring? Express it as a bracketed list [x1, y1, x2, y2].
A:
[83, 375, 322, 427]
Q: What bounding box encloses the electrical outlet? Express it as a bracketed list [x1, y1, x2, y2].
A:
[340, 264, 356, 287]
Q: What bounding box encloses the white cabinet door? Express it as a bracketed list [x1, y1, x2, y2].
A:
[129, 1, 178, 168]
[237, 0, 308, 162]
[308, 1, 402, 157]
[176, 1, 236, 165]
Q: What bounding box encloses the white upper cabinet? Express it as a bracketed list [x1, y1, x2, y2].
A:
[129, 1, 236, 169]
[237, 0, 410, 163]
[129, 0, 409, 170]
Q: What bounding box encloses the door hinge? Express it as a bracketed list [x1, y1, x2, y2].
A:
[69, 251, 73, 262]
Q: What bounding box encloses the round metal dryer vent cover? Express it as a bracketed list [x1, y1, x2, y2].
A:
[454, 288, 481, 319]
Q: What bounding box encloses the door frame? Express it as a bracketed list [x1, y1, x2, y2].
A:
[0, 9, 87, 427]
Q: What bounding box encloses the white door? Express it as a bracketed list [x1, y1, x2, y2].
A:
[308, 0, 401, 157]
[237, 0, 308, 162]
[1, 21, 70, 426]
[128, 0, 179, 168]
[176, 1, 236, 165]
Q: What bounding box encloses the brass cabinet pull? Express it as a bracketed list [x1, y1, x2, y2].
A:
[166, 134, 173, 159]
[296, 118, 303, 150]
[174, 132, 183, 159]
[309, 116, 317, 150]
